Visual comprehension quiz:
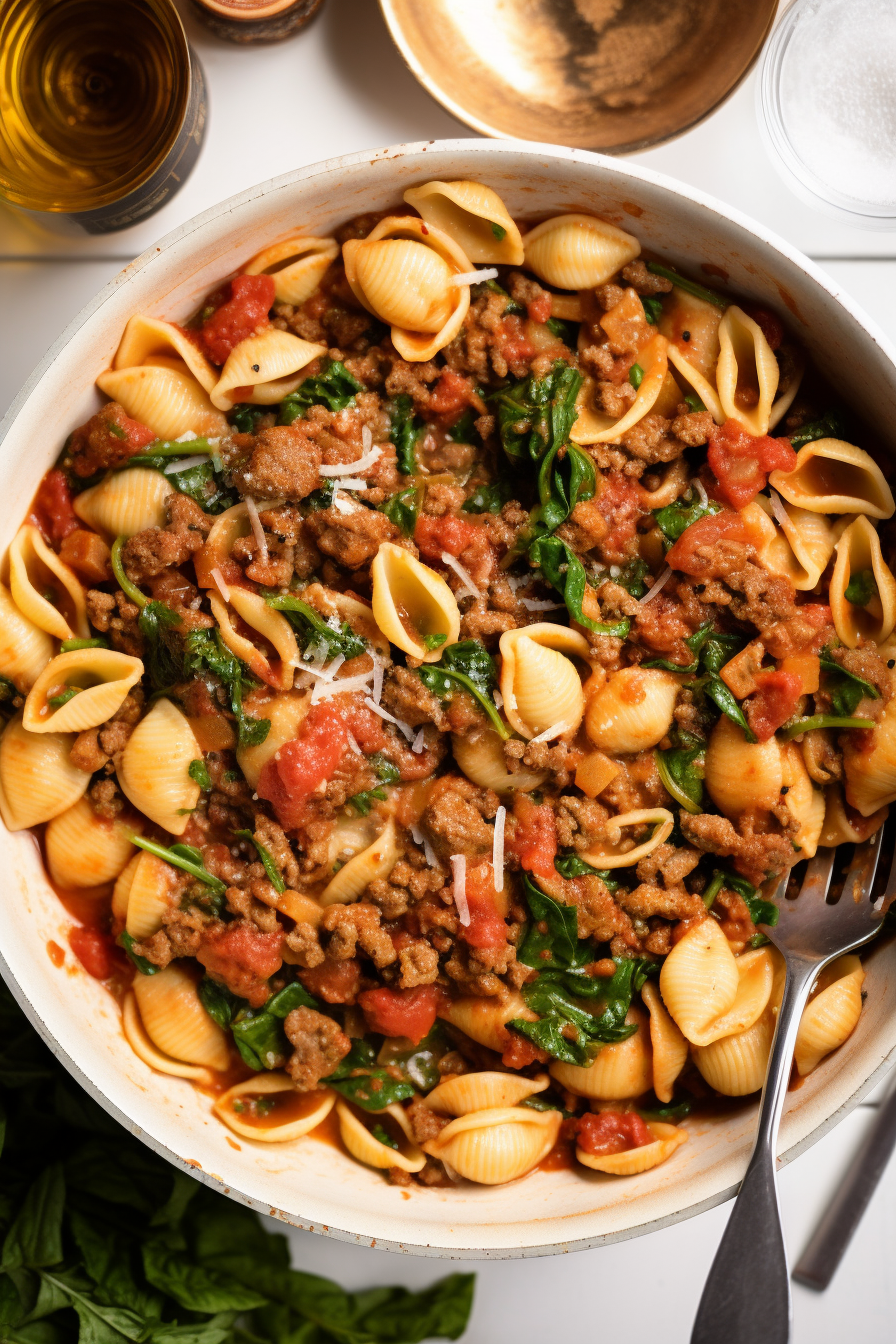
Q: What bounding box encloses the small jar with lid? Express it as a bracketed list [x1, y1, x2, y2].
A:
[187, 0, 324, 44]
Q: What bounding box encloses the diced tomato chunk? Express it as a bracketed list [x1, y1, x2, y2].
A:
[301, 958, 362, 1005]
[415, 513, 480, 560]
[459, 861, 508, 948]
[575, 1110, 654, 1156]
[197, 924, 282, 1008]
[502, 1031, 549, 1069]
[507, 797, 558, 881]
[30, 469, 80, 545]
[499, 314, 536, 364]
[527, 291, 552, 325]
[358, 984, 442, 1046]
[69, 926, 117, 980]
[427, 368, 481, 424]
[257, 703, 348, 830]
[707, 419, 797, 510]
[665, 509, 750, 575]
[201, 273, 275, 365]
[742, 305, 784, 351]
[745, 669, 803, 742]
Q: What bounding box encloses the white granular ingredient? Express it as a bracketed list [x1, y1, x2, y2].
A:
[780, 0, 896, 208]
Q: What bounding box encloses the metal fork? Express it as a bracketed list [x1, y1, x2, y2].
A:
[691, 823, 894, 1344]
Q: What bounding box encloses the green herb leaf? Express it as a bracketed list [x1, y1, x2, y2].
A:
[198, 978, 245, 1030]
[278, 359, 363, 423]
[142, 1241, 267, 1313]
[705, 675, 758, 743]
[138, 601, 183, 692]
[684, 391, 707, 413]
[462, 478, 513, 514]
[641, 296, 664, 324]
[510, 957, 656, 1065]
[189, 758, 212, 791]
[110, 536, 148, 609]
[417, 639, 509, 739]
[370, 1123, 399, 1150]
[346, 787, 387, 816]
[1, 1165, 65, 1270]
[845, 568, 878, 607]
[379, 485, 419, 536]
[59, 637, 109, 652]
[655, 742, 704, 813]
[118, 932, 161, 976]
[490, 222, 507, 241]
[778, 714, 874, 740]
[324, 1039, 415, 1110]
[389, 393, 424, 475]
[183, 628, 270, 748]
[517, 874, 583, 971]
[646, 262, 727, 308]
[264, 594, 366, 662]
[819, 654, 881, 719]
[553, 853, 618, 887]
[233, 829, 285, 894]
[493, 359, 583, 466]
[131, 835, 226, 895]
[162, 459, 234, 515]
[654, 494, 722, 544]
[592, 557, 650, 599]
[529, 534, 629, 636]
[47, 686, 79, 710]
[545, 316, 578, 345]
[628, 363, 644, 390]
[231, 982, 319, 1072]
[228, 403, 268, 434]
[638, 1096, 694, 1122]
[707, 869, 779, 928]
[789, 409, 850, 449]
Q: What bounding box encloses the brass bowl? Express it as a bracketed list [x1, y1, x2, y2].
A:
[380, 0, 778, 154]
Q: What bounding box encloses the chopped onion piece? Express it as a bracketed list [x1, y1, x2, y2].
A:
[318, 444, 382, 477]
[450, 854, 470, 925]
[639, 566, 672, 605]
[493, 806, 506, 892]
[411, 727, 425, 754]
[451, 268, 499, 287]
[210, 567, 231, 604]
[440, 550, 480, 599]
[245, 496, 268, 563]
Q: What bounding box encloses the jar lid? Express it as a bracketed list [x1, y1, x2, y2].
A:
[758, 0, 896, 228]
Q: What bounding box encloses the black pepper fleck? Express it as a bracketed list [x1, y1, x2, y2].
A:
[682, 330, 691, 341]
[780, 786, 789, 795]
[251, 363, 260, 372]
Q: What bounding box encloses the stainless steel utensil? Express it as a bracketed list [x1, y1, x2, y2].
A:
[691, 827, 893, 1344]
[793, 1066, 896, 1289]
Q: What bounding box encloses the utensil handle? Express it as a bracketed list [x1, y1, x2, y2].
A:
[793, 1068, 896, 1289]
[691, 956, 817, 1344]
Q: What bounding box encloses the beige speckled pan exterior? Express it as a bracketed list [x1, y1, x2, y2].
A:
[1, 140, 895, 1258]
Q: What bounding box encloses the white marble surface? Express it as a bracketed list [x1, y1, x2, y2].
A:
[2, 2, 895, 1339]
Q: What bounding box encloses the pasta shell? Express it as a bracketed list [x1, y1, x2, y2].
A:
[423, 1106, 561, 1184]
[45, 796, 137, 888]
[641, 981, 688, 1104]
[658, 285, 722, 377]
[748, 493, 838, 592]
[73, 467, 172, 539]
[215, 1076, 335, 1143]
[830, 515, 896, 648]
[439, 991, 537, 1053]
[0, 716, 89, 831]
[116, 850, 179, 939]
[523, 214, 640, 290]
[576, 1119, 688, 1175]
[194, 500, 279, 588]
[113, 313, 218, 392]
[425, 1071, 550, 1116]
[715, 305, 780, 436]
[0, 579, 55, 692]
[337, 1100, 426, 1173]
[343, 216, 471, 363]
[704, 714, 782, 819]
[209, 588, 297, 691]
[843, 693, 896, 816]
[690, 946, 775, 1045]
[768, 348, 807, 431]
[499, 623, 590, 740]
[637, 457, 692, 510]
[122, 993, 214, 1083]
[571, 335, 670, 445]
[551, 1006, 652, 1099]
[452, 727, 547, 794]
[244, 235, 339, 306]
[129, 962, 230, 1073]
[780, 742, 825, 859]
[319, 818, 401, 907]
[210, 329, 327, 411]
[371, 542, 460, 661]
[8, 525, 88, 641]
[585, 667, 678, 755]
[795, 955, 864, 1077]
[404, 180, 524, 265]
[237, 689, 310, 788]
[23, 648, 143, 734]
[326, 813, 378, 868]
[659, 919, 739, 1047]
[769, 438, 895, 519]
[276, 890, 326, 941]
[693, 1007, 776, 1095]
[97, 362, 228, 440]
[819, 785, 888, 846]
[665, 345, 724, 423]
[579, 808, 674, 870]
[118, 698, 201, 835]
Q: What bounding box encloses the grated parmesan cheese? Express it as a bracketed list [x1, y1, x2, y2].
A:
[411, 727, 425, 754]
[520, 596, 565, 611]
[363, 697, 415, 740]
[493, 806, 506, 892]
[410, 824, 438, 868]
[311, 671, 374, 702]
[174, 431, 198, 443]
[440, 550, 481, 599]
[244, 496, 268, 563]
[694, 478, 709, 507]
[769, 489, 790, 530]
[210, 567, 231, 604]
[450, 854, 470, 925]
[333, 477, 366, 491]
[371, 654, 384, 705]
[164, 454, 207, 475]
[639, 566, 673, 605]
[331, 490, 357, 514]
[451, 268, 499, 287]
[346, 731, 362, 755]
[529, 721, 567, 744]
[319, 444, 382, 477]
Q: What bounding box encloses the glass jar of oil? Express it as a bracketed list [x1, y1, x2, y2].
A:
[0, 0, 207, 234]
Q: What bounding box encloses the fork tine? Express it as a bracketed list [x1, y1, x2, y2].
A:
[843, 824, 886, 906]
[871, 815, 896, 913]
[797, 847, 836, 903]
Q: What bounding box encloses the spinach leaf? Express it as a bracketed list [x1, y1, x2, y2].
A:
[189, 758, 212, 790]
[475, 277, 524, 316]
[510, 957, 656, 1066]
[641, 296, 664, 324]
[379, 485, 419, 536]
[845, 569, 877, 607]
[529, 535, 629, 637]
[789, 409, 850, 450]
[347, 754, 400, 816]
[819, 654, 881, 718]
[264, 593, 366, 662]
[389, 393, 424, 475]
[517, 874, 584, 971]
[228, 404, 268, 434]
[142, 1241, 267, 1313]
[592, 557, 650, 599]
[165, 460, 234, 515]
[231, 982, 319, 1072]
[655, 742, 704, 814]
[645, 262, 727, 308]
[60, 636, 108, 652]
[462, 478, 513, 514]
[417, 639, 509, 739]
[545, 315, 578, 345]
[377, 1025, 448, 1092]
[447, 408, 479, 445]
[705, 674, 757, 743]
[198, 978, 245, 1030]
[233, 829, 285, 894]
[642, 620, 715, 673]
[183, 629, 270, 748]
[638, 1096, 694, 1122]
[118, 932, 161, 977]
[684, 391, 707, 413]
[492, 359, 582, 467]
[553, 852, 618, 888]
[535, 438, 596, 535]
[278, 359, 363, 422]
[654, 494, 722, 544]
[779, 711, 875, 739]
[131, 835, 227, 895]
[705, 869, 779, 933]
[0, 675, 18, 704]
[324, 1039, 415, 1111]
[1, 1165, 65, 1270]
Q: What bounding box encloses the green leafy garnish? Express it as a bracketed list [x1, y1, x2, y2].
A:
[377, 1024, 448, 1092]
[655, 740, 704, 814]
[462, 478, 513, 514]
[529, 534, 629, 637]
[417, 639, 509, 739]
[778, 714, 874, 739]
[491, 222, 507, 241]
[198, 975, 244, 1029]
[493, 359, 583, 467]
[59, 637, 109, 652]
[510, 957, 657, 1066]
[231, 981, 320, 1071]
[0, 674, 18, 702]
[379, 485, 420, 535]
[628, 363, 644, 390]
[517, 874, 585, 972]
[278, 359, 363, 422]
[845, 569, 878, 607]
[163, 458, 235, 515]
[389, 393, 424, 474]
[819, 655, 881, 718]
[654, 493, 722, 544]
[131, 835, 227, 895]
[641, 296, 664, 324]
[189, 758, 212, 791]
[554, 853, 619, 888]
[47, 686, 79, 709]
[346, 787, 387, 816]
[118, 930, 161, 976]
[684, 391, 707, 413]
[234, 829, 285, 894]
[183, 628, 271, 748]
[646, 262, 727, 308]
[545, 316, 578, 345]
[265, 593, 366, 662]
[229, 402, 268, 433]
[705, 674, 757, 743]
[424, 632, 448, 649]
[638, 1096, 694, 1122]
[138, 599, 183, 691]
[371, 1123, 399, 1150]
[324, 1038, 416, 1110]
[110, 535, 148, 608]
[592, 557, 650, 599]
[704, 869, 779, 932]
[789, 409, 850, 449]
[132, 437, 216, 458]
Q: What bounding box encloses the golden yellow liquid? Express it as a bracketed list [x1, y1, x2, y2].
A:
[0, 0, 190, 212]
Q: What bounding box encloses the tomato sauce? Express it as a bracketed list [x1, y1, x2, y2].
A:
[357, 984, 443, 1045]
[706, 419, 796, 510]
[414, 514, 480, 561]
[200, 274, 275, 365]
[507, 797, 558, 881]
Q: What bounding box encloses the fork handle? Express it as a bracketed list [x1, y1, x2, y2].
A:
[691, 955, 818, 1344]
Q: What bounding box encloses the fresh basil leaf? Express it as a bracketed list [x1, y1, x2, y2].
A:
[462, 478, 512, 514]
[655, 744, 704, 814]
[379, 486, 419, 536]
[654, 494, 722, 544]
[529, 535, 629, 637]
[789, 409, 850, 450]
[264, 594, 365, 662]
[142, 1241, 266, 1313]
[553, 853, 618, 888]
[233, 829, 285, 894]
[389, 393, 424, 475]
[1, 1166, 64, 1270]
[278, 359, 363, 422]
[417, 640, 509, 739]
